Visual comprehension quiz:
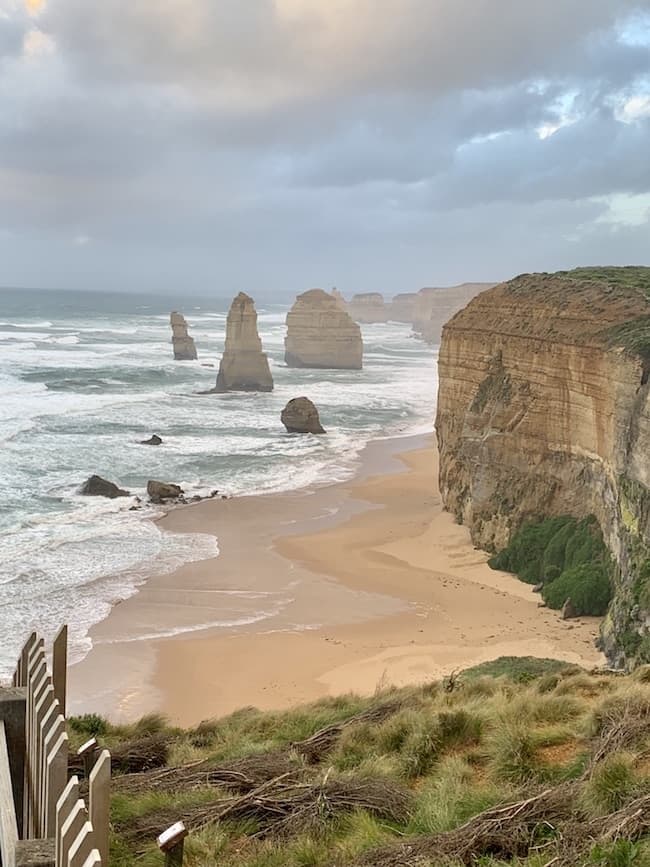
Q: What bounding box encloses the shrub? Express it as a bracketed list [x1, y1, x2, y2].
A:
[542, 563, 612, 615]
[488, 720, 539, 783]
[68, 713, 109, 737]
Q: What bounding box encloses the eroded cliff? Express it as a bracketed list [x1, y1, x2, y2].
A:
[414, 283, 496, 343]
[436, 267, 650, 666]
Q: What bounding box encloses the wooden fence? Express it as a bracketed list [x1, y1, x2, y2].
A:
[0, 628, 110, 867]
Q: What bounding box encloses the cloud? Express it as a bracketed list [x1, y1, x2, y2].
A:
[0, 0, 649, 292]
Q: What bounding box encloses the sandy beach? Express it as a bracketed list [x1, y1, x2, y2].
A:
[68, 433, 604, 726]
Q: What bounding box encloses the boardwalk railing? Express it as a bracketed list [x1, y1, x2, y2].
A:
[0, 628, 110, 867]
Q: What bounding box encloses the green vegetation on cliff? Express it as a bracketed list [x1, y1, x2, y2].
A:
[70, 659, 650, 867]
[488, 515, 613, 615]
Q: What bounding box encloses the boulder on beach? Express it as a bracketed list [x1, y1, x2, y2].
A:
[281, 397, 326, 434]
[215, 293, 274, 392]
[170, 311, 198, 360]
[140, 434, 163, 446]
[147, 480, 184, 503]
[285, 289, 363, 369]
[80, 475, 130, 498]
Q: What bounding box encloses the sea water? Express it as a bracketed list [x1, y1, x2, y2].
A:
[0, 287, 437, 677]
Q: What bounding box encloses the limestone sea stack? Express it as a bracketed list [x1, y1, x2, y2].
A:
[170, 311, 198, 360]
[285, 289, 363, 369]
[281, 397, 326, 434]
[413, 283, 496, 343]
[435, 267, 650, 668]
[215, 293, 273, 392]
[347, 292, 388, 323]
[388, 292, 418, 323]
[331, 288, 348, 310]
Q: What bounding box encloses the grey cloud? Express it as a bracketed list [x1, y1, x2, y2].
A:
[0, 0, 649, 293]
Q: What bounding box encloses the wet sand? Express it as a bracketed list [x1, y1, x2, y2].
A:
[69, 434, 604, 725]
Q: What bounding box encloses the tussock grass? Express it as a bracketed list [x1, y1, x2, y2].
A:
[97, 657, 650, 867]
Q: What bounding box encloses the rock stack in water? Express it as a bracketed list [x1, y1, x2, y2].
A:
[388, 292, 418, 323]
[170, 311, 198, 360]
[412, 283, 496, 344]
[348, 292, 388, 323]
[281, 397, 326, 434]
[285, 289, 362, 369]
[215, 293, 273, 392]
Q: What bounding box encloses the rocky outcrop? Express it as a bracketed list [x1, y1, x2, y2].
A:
[140, 434, 163, 446]
[281, 397, 326, 434]
[80, 475, 130, 498]
[348, 293, 388, 323]
[414, 283, 496, 343]
[285, 289, 363, 369]
[170, 311, 198, 360]
[147, 480, 184, 503]
[436, 267, 650, 668]
[388, 293, 418, 323]
[215, 293, 273, 392]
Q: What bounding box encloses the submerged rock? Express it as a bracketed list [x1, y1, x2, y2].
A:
[170, 311, 198, 360]
[80, 475, 130, 498]
[215, 293, 273, 392]
[285, 289, 362, 370]
[147, 480, 184, 503]
[140, 434, 163, 446]
[281, 397, 326, 434]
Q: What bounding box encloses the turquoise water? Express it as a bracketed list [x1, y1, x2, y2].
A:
[0, 287, 437, 676]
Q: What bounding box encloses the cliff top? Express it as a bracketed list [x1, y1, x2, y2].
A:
[446, 266, 650, 358]
[73, 658, 650, 867]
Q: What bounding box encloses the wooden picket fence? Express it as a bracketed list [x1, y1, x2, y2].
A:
[0, 628, 110, 867]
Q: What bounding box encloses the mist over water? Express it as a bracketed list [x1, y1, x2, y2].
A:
[0, 288, 437, 678]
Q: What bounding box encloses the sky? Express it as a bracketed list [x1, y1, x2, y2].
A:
[1, 0, 649, 296]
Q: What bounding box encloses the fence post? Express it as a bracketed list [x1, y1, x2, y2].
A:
[0, 720, 19, 867]
[52, 628, 68, 720]
[0, 688, 27, 839]
[158, 822, 188, 867]
[88, 751, 110, 867]
[56, 777, 79, 867]
[76, 741, 99, 782]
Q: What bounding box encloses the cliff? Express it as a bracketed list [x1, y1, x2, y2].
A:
[285, 289, 363, 369]
[436, 267, 650, 667]
[414, 283, 496, 343]
[215, 293, 273, 392]
[388, 293, 418, 323]
[348, 292, 388, 323]
[170, 311, 198, 360]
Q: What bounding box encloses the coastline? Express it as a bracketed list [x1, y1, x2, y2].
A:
[68, 431, 604, 725]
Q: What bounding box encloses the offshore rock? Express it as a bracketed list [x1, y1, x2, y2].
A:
[215, 293, 273, 392]
[80, 475, 130, 498]
[170, 311, 198, 360]
[285, 289, 363, 369]
[140, 434, 163, 446]
[147, 480, 184, 503]
[413, 283, 496, 343]
[281, 397, 326, 434]
[348, 292, 388, 323]
[435, 267, 650, 667]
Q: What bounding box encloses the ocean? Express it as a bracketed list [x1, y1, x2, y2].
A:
[0, 287, 437, 678]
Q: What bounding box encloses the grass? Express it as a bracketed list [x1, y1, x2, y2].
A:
[78, 658, 650, 867]
[488, 514, 613, 615]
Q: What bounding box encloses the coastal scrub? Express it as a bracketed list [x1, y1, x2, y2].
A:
[488, 515, 613, 615]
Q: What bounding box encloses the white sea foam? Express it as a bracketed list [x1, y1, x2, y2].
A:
[0, 297, 436, 678]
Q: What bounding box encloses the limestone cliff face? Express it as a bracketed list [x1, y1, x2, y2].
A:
[348, 293, 388, 323]
[215, 293, 273, 392]
[285, 289, 363, 369]
[388, 293, 418, 323]
[436, 268, 650, 666]
[414, 283, 496, 343]
[170, 311, 198, 360]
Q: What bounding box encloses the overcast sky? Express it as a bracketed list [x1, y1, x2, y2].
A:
[1, 0, 649, 296]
